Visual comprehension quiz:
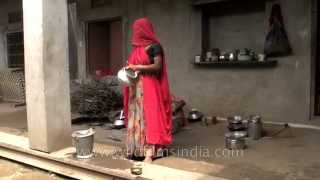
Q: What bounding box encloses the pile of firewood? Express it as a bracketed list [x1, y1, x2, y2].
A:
[71, 77, 123, 118]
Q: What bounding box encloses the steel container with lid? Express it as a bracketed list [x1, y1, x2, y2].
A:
[248, 115, 263, 140]
[225, 131, 247, 150]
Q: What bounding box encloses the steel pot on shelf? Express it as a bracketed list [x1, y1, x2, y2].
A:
[258, 54, 266, 62]
[194, 55, 202, 63]
[211, 48, 220, 61]
[219, 55, 227, 61]
[238, 54, 253, 61]
[237, 48, 253, 61]
[228, 52, 236, 61]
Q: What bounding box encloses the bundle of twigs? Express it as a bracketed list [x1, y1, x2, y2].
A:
[71, 77, 123, 118]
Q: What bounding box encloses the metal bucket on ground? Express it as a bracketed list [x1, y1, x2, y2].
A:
[72, 128, 95, 159]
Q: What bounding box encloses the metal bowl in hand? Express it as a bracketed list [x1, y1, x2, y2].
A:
[117, 68, 138, 86]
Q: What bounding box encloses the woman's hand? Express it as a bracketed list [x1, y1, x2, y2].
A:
[126, 64, 141, 71]
[125, 56, 162, 73]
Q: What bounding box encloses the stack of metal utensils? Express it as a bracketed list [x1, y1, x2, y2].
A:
[225, 115, 263, 150]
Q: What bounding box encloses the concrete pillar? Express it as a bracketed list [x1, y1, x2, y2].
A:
[23, 0, 72, 152]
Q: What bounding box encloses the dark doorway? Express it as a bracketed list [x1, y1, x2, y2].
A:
[87, 19, 123, 76]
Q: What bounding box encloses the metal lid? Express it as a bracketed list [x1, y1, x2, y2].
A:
[250, 115, 262, 123]
[228, 116, 243, 124]
[225, 131, 247, 139]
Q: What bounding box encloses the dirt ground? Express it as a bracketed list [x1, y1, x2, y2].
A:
[155, 123, 320, 180]
[0, 158, 69, 180]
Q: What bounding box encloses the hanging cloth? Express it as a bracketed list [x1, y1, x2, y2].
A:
[264, 4, 292, 57]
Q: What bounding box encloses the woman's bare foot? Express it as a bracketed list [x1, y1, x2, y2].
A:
[143, 157, 153, 163]
[144, 147, 154, 163]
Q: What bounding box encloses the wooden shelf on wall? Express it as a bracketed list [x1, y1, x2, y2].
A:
[192, 0, 231, 6]
[193, 60, 278, 68]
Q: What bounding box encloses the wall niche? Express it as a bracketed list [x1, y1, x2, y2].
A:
[197, 0, 267, 54]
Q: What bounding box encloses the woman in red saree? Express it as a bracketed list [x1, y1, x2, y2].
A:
[123, 18, 172, 162]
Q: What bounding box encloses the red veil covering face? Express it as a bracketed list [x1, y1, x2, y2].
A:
[123, 18, 172, 145]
